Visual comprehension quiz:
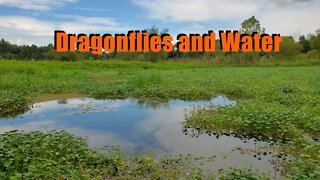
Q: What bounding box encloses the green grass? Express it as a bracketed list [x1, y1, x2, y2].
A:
[0, 131, 204, 179]
[1, 60, 320, 111]
[0, 59, 320, 178]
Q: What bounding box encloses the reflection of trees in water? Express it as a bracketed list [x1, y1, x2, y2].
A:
[57, 99, 68, 104]
[136, 98, 169, 110]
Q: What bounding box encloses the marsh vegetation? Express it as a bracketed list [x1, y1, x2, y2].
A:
[0, 60, 319, 179]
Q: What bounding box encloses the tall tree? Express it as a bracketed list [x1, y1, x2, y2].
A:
[298, 35, 311, 53]
[309, 30, 320, 52]
[240, 16, 265, 34]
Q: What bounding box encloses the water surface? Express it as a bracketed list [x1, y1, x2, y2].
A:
[0, 96, 284, 178]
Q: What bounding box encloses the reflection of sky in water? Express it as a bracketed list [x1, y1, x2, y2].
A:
[0, 97, 234, 150]
[0, 96, 281, 177]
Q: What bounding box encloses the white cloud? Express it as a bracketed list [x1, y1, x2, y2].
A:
[0, 15, 131, 45]
[0, 0, 77, 10]
[178, 23, 210, 34]
[56, 15, 130, 33]
[132, 0, 258, 22]
[268, 0, 312, 6]
[260, 4, 320, 38]
[73, 7, 116, 12]
[132, 0, 320, 37]
[0, 16, 53, 36]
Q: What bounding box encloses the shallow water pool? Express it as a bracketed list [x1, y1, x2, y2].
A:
[0, 96, 285, 178]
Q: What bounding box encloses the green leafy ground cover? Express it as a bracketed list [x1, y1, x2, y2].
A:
[0, 60, 319, 179]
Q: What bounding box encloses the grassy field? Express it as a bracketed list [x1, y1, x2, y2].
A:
[0, 60, 319, 179]
[1, 60, 320, 116]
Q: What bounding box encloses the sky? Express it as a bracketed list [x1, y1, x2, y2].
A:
[0, 0, 319, 46]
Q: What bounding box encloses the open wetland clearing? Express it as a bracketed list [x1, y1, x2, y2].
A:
[0, 60, 319, 179]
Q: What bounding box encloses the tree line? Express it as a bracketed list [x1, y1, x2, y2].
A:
[1, 17, 319, 63]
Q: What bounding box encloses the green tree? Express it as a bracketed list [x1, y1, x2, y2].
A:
[240, 16, 265, 34]
[146, 26, 169, 35]
[309, 30, 320, 52]
[144, 26, 170, 62]
[238, 16, 266, 64]
[278, 36, 299, 60]
[298, 35, 311, 53]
